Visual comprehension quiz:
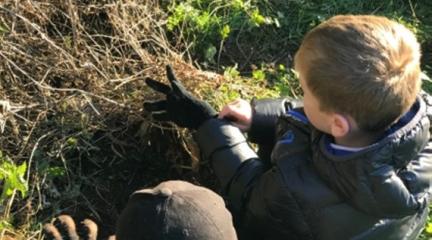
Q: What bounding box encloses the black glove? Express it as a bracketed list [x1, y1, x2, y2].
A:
[144, 65, 217, 129]
[43, 215, 102, 240]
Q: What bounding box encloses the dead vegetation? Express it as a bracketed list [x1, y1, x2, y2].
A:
[3, 0, 430, 239]
[0, 1, 223, 239]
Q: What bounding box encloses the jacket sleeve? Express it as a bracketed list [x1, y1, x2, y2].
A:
[396, 142, 432, 206]
[195, 115, 313, 239]
[371, 95, 432, 218]
[195, 118, 264, 213]
[248, 98, 303, 165]
[248, 98, 303, 144]
[396, 94, 432, 207]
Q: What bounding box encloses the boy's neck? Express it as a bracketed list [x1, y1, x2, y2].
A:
[333, 130, 382, 148]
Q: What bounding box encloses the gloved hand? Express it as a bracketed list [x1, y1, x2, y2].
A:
[144, 65, 217, 129]
[43, 215, 102, 240]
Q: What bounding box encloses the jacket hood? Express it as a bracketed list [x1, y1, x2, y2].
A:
[312, 95, 432, 218]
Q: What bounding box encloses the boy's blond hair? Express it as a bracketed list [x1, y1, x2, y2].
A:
[294, 15, 421, 132]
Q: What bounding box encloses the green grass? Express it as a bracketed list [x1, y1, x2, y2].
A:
[0, 0, 432, 239]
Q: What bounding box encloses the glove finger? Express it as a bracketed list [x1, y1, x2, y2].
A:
[54, 215, 79, 240]
[107, 235, 117, 240]
[79, 219, 98, 240]
[166, 65, 177, 83]
[43, 223, 63, 240]
[143, 100, 167, 112]
[145, 78, 171, 94]
[166, 65, 187, 94]
[152, 112, 171, 122]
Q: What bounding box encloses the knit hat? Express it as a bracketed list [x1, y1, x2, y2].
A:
[116, 180, 237, 240]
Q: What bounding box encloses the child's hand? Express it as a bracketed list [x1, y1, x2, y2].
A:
[218, 99, 252, 131]
[43, 215, 99, 240]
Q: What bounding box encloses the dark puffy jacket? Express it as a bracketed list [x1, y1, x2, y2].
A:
[195, 93, 432, 240]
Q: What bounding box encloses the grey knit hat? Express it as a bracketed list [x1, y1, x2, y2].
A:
[116, 180, 237, 240]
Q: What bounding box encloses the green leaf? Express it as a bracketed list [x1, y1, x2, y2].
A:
[252, 69, 266, 81]
[278, 64, 286, 71]
[220, 25, 231, 39]
[223, 65, 240, 79]
[18, 161, 26, 174]
[204, 44, 217, 63]
[0, 153, 28, 201]
[196, 11, 211, 30]
[426, 222, 432, 234]
[167, 3, 189, 30]
[250, 9, 266, 27]
[232, 0, 245, 10]
[66, 137, 78, 146]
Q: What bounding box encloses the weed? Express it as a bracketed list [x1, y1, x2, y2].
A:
[166, 0, 276, 64]
[0, 151, 28, 236]
[0, 151, 28, 202]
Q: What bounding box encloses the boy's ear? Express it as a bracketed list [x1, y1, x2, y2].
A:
[330, 114, 350, 138]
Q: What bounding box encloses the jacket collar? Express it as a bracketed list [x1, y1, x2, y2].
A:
[317, 96, 429, 164]
[311, 95, 431, 217]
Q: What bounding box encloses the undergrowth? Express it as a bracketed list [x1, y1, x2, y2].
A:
[0, 0, 431, 239]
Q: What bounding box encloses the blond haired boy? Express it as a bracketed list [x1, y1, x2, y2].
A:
[145, 15, 432, 239]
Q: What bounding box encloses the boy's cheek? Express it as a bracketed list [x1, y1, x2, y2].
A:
[304, 109, 331, 134]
